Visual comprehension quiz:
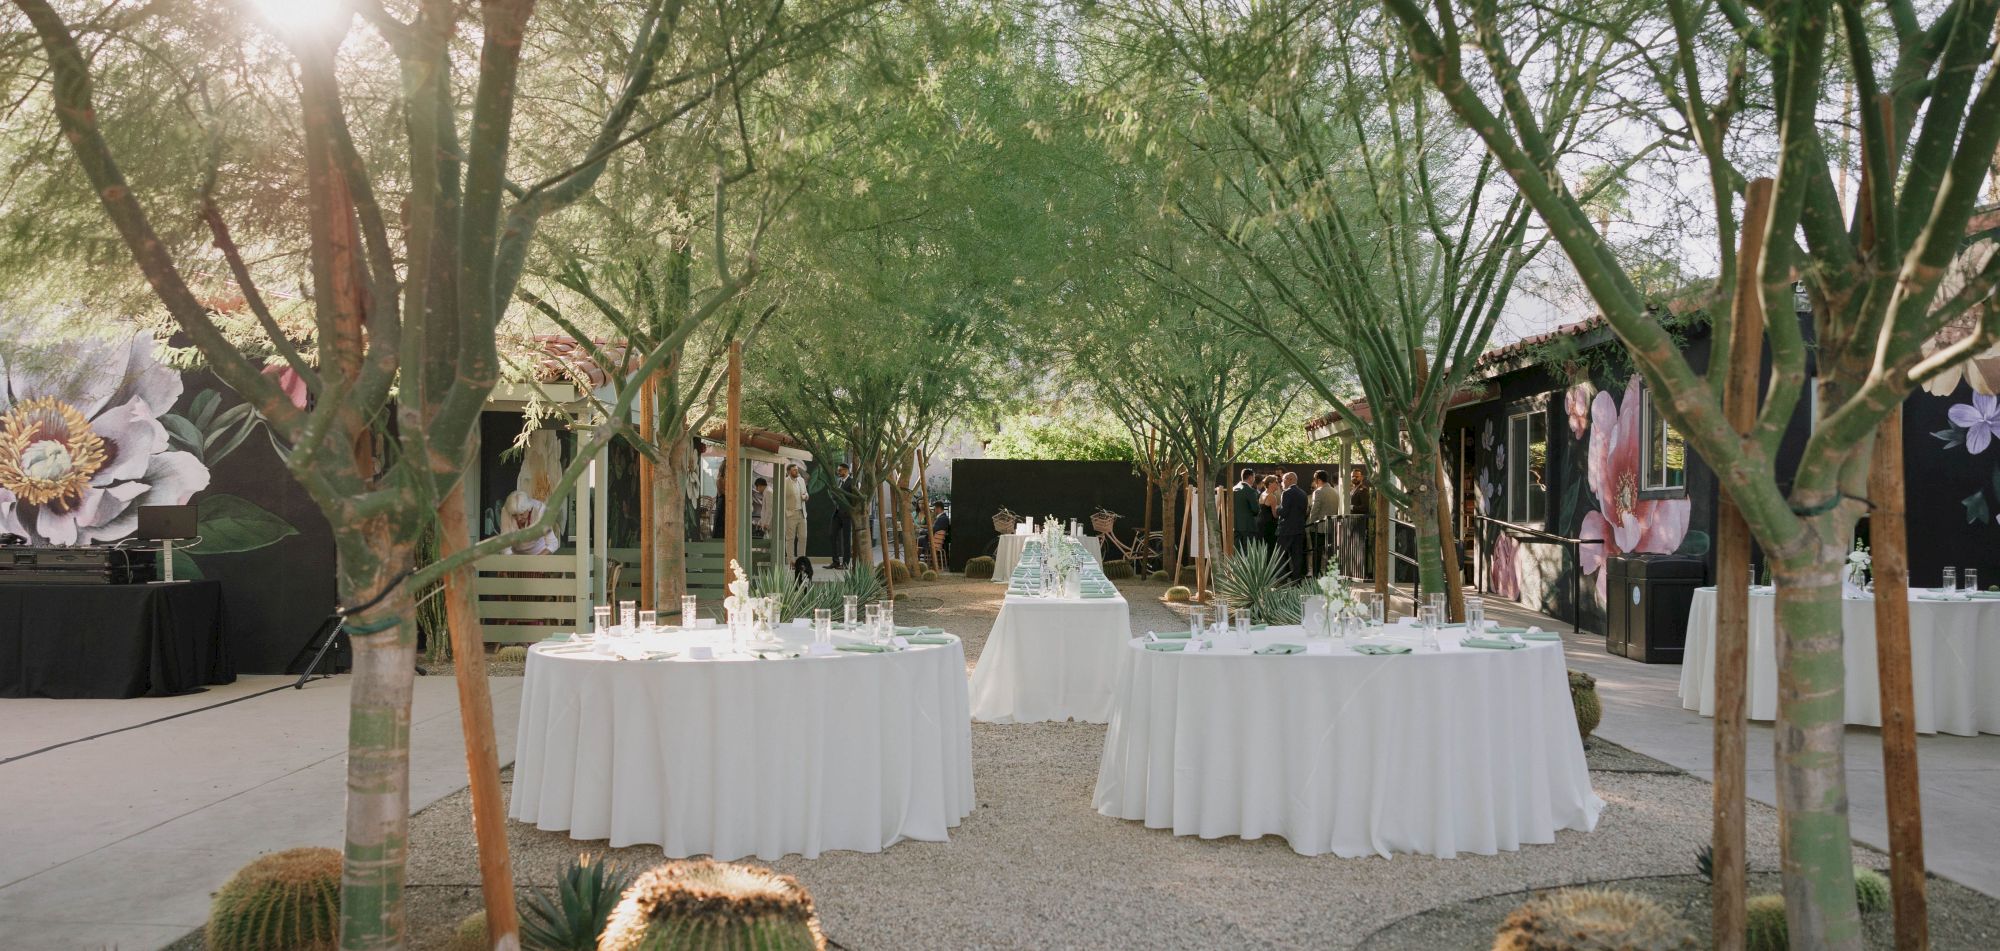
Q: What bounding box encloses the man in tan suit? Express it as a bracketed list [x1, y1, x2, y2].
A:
[783, 464, 810, 562]
[1307, 469, 1338, 576]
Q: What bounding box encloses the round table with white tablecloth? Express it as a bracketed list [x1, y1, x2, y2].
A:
[1678, 587, 2000, 736]
[510, 627, 974, 860]
[1093, 624, 1601, 859]
[992, 532, 1102, 581]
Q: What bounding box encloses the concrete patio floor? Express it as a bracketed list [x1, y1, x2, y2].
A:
[0, 673, 522, 951]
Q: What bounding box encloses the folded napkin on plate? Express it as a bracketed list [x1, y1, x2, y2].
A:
[1438, 622, 1466, 629]
[1351, 643, 1411, 655]
[1143, 641, 1186, 652]
[1486, 625, 1527, 634]
[1521, 631, 1562, 641]
[836, 643, 893, 653]
[1150, 629, 1192, 639]
[894, 625, 945, 635]
[1254, 643, 1305, 655]
[1460, 636, 1526, 650]
[1965, 591, 2000, 599]
[903, 634, 953, 645]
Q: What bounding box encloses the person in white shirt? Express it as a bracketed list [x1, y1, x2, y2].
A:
[783, 464, 810, 562]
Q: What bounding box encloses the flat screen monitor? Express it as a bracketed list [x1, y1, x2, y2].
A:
[136, 504, 198, 541]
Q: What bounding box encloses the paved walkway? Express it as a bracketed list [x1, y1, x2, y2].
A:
[1474, 594, 2000, 899]
[0, 674, 522, 951]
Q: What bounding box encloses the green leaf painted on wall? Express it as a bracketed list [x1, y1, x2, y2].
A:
[1965, 489, 1992, 526]
[160, 413, 205, 461]
[187, 494, 298, 555]
[1676, 529, 1711, 557]
[171, 549, 203, 580]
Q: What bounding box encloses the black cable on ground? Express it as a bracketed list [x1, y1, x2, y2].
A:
[0, 679, 302, 766]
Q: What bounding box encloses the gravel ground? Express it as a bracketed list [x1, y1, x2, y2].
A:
[221, 575, 2000, 949]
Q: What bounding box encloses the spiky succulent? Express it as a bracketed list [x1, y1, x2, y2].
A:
[494, 645, 530, 664]
[1744, 894, 1788, 951]
[204, 847, 341, 951]
[521, 853, 635, 951]
[1569, 669, 1601, 741]
[1853, 865, 1890, 913]
[1213, 540, 1297, 623]
[963, 556, 996, 579]
[1492, 887, 1695, 951]
[600, 860, 824, 951]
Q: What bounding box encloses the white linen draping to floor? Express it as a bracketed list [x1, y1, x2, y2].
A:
[1679, 587, 2000, 736]
[993, 533, 1102, 581]
[1093, 624, 1602, 858]
[510, 628, 975, 860]
[969, 592, 1133, 723]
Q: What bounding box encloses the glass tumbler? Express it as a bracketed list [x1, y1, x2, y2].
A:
[681, 595, 699, 627]
[1188, 607, 1206, 639]
[814, 608, 832, 645]
[1965, 569, 1979, 592]
[620, 600, 637, 631]
[1943, 567, 1957, 593]
[1464, 596, 1485, 634]
[879, 601, 895, 638]
[864, 603, 883, 641]
[638, 609, 657, 631]
[592, 604, 611, 638]
[844, 595, 859, 629]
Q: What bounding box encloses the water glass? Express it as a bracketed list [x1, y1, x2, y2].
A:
[843, 595, 859, 629]
[1214, 600, 1231, 635]
[1464, 596, 1485, 634]
[619, 600, 637, 632]
[1943, 567, 1957, 593]
[592, 604, 611, 638]
[1188, 607, 1206, 639]
[814, 608, 832, 645]
[681, 595, 699, 627]
[864, 603, 882, 641]
[1427, 593, 1445, 618]
[879, 601, 895, 635]
[638, 609, 657, 631]
[1416, 605, 1440, 651]
[1964, 569, 1978, 592]
[1234, 613, 1250, 640]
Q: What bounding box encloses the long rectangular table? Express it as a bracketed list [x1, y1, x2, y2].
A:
[970, 537, 1131, 722]
[992, 533, 1101, 582]
[0, 581, 233, 698]
[1678, 587, 2000, 736]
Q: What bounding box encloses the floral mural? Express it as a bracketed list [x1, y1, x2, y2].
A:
[1578, 377, 1690, 600]
[1933, 384, 2000, 526]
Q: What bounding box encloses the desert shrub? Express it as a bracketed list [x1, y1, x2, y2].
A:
[1491, 887, 1694, 951]
[1744, 894, 1787, 951]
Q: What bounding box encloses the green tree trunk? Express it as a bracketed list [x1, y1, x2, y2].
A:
[333, 545, 420, 950]
[1402, 449, 1447, 602]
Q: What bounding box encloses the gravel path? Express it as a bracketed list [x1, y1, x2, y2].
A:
[394, 575, 1926, 949]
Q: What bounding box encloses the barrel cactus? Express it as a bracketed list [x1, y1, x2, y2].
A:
[1569, 669, 1601, 741]
[1744, 893, 1787, 951]
[1148, 570, 1169, 582]
[600, 859, 824, 951]
[1101, 559, 1134, 579]
[1853, 865, 1890, 913]
[1164, 585, 1192, 603]
[1492, 887, 1694, 951]
[205, 847, 341, 951]
[963, 556, 995, 580]
[444, 909, 488, 951]
[495, 645, 530, 664]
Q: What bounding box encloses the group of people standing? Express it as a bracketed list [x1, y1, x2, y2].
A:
[1227, 467, 1369, 582]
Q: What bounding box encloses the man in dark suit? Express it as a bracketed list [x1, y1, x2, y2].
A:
[828, 463, 856, 569]
[1231, 468, 1259, 554]
[1277, 471, 1309, 581]
[928, 500, 951, 565]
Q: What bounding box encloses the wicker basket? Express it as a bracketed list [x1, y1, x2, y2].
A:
[1089, 509, 1120, 535]
[991, 507, 1019, 534]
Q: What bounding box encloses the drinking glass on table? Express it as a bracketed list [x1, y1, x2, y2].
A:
[1188, 607, 1206, 640]
[1464, 596, 1485, 634]
[814, 608, 832, 646]
[1417, 605, 1440, 652]
[1943, 567, 1957, 593]
[620, 600, 637, 632]
[880, 601, 895, 636]
[681, 595, 699, 628]
[1234, 613, 1250, 641]
[638, 609, 657, 631]
[1964, 569, 1978, 592]
[592, 605, 611, 639]
[843, 595, 859, 629]
[864, 603, 882, 642]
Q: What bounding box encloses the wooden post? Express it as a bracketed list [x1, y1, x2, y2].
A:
[435, 483, 518, 950]
[915, 450, 937, 571]
[1869, 297, 1930, 951]
[723, 340, 742, 572]
[1712, 176, 1773, 951]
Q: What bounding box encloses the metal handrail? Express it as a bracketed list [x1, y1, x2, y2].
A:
[1468, 513, 1601, 633]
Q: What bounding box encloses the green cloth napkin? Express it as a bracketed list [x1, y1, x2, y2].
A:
[1966, 591, 2000, 599]
[1352, 644, 1411, 655]
[1255, 643, 1305, 655]
[1486, 625, 1528, 634]
[1249, 623, 1269, 631]
[1080, 590, 1115, 599]
[836, 643, 892, 653]
[903, 635, 953, 645]
[1460, 637, 1526, 650]
[1143, 641, 1186, 652]
[1522, 632, 1562, 641]
[894, 626, 944, 635]
[1438, 622, 1466, 629]
[1151, 629, 1192, 639]
[1917, 593, 1968, 601]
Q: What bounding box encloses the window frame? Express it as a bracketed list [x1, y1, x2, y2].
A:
[1505, 406, 1549, 526]
[1638, 387, 1689, 496]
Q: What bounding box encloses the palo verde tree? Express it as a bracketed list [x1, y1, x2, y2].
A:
[1378, 0, 2000, 943]
[7, 0, 862, 945]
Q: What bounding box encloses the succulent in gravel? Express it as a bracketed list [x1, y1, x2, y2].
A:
[1164, 585, 1192, 603]
[963, 556, 996, 580]
[1101, 559, 1135, 580]
[1149, 570, 1169, 582]
[522, 852, 634, 950]
[444, 909, 487, 951]
[1853, 865, 1890, 913]
[1744, 893, 1787, 950]
[876, 559, 912, 583]
[494, 645, 529, 664]
[921, 569, 938, 581]
[1569, 669, 1601, 741]
[1491, 887, 1694, 951]
[1177, 565, 1198, 585]
[600, 859, 824, 951]
[205, 847, 341, 951]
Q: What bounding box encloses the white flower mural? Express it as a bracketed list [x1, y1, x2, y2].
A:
[0, 331, 210, 545]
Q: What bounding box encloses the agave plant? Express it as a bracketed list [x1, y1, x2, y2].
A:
[750, 563, 815, 621]
[808, 567, 886, 615]
[1213, 540, 1297, 623]
[522, 853, 635, 951]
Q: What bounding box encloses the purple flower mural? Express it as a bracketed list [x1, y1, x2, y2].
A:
[1948, 393, 2000, 455]
[1578, 377, 1690, 600]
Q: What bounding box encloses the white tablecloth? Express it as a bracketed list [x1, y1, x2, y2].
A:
[1678, 588, 2000, 736]
[969, 592, 1133, 723]
[1093, 625, 1601, 858]
[993, 533, 1102, 581]
[511, 628, 975, 859]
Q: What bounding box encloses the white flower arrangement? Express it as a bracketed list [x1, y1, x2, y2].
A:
[1847, 540, 1871, 570]
[723, 559, 753, 618]
[1315, 570, 1356, 614]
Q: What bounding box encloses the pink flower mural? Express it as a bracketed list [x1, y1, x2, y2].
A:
[1565, 382, 1594, 439]
[1490, 531, 1522, 600]
[1578, 377, 1690, 600]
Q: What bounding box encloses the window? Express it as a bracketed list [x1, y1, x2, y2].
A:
[1641, 389, 1686, 491]
[1507, 410, 1547, 523]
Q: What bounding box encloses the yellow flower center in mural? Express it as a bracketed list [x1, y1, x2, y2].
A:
[0, 397, 107, 508]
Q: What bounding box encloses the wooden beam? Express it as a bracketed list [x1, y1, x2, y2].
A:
[1870, 329, 1929, 951]
[1712, 176, 1773, 951]
[723, 340, 743, 572]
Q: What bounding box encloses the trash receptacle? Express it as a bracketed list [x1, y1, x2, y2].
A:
[1607, 553, 1706, 664]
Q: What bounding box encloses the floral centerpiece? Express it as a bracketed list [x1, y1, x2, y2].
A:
[723, 560, 753, 636]
[1046, 534, 1082, 598]
[1314, 570, 1358, 637]
[1845, 540, 1871, 596]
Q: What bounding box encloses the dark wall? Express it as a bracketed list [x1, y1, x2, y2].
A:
[1895, 379, 2000, 587]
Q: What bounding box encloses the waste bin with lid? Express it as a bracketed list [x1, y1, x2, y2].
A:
[1606, 552, 1706, 664]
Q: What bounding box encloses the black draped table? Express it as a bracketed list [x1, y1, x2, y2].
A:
[0, 581, 233, 699]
